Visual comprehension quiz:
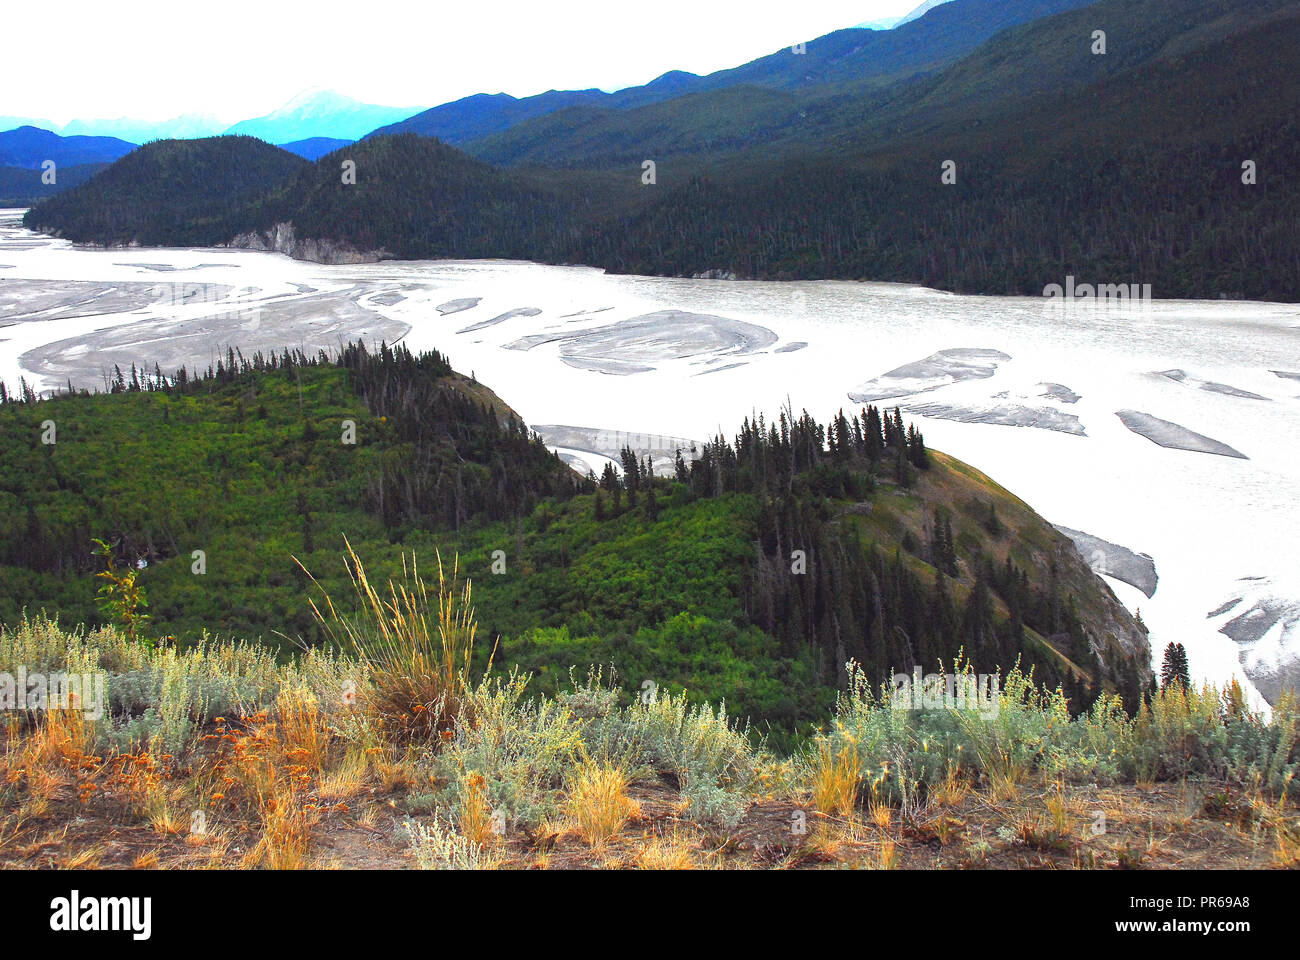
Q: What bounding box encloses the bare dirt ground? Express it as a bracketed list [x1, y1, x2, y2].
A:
[3, 767, 1295, 871]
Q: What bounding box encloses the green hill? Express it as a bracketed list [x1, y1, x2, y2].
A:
[0, 345, 1151, 745]
[261, 134, 572, 260]
[22, 136, 308, 246]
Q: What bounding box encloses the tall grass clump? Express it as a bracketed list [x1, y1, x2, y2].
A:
[821, 661, 976, 808]
[300, 540, 484, 741]
[952, 662, 1070, 795]
[570, 762, 637, 845]
[810, 734, 862, 817]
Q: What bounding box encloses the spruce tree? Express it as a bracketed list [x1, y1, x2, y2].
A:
[894, 445, 914, 488]
[674, 448, 689, 483]
[1160, 642, 1191, 691]
[864, 405, 884, 460]
[939, 512, 957, 576]
[907, 424, 930, 469]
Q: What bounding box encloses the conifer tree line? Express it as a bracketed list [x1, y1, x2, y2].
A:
[1, 341, 586, 573]
[5, 342, 1119, 713]
[591, 401, 1109, 713]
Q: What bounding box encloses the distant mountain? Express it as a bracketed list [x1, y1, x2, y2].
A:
[896, 0, 958, 27]
[0, 114, 57, 132]
[367, 75, 738, 146]
[857, 0, 956, 29]
[24, 0, 1300, 302]
[573, 0, 1300, 299]
[0, 126, 136, 169]
[856, 17, 904, 30]
[413, 0, 1096, 166]
[463, 0, 1293, 170]
[464, 85, 800, 169]
[368, 0, 1090, 151]
[59, 113, 227, 143]
[368, 90, 611, 145]
[224, 90, 423, 143]
[0, 162, 108, 206]
[23, 136, 307, 246]
[278, 137, 354, 161]
[660, 0, 1095, 96]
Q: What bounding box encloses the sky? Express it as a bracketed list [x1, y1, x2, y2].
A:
[4, 0, 922, 125]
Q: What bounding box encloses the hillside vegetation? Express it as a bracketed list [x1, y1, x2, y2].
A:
[0, 604, 1293, 870]
[369, 0, 1096, 146]
[0, 162, 107, 206]
[24, 136, 308, 246]
[1, 344, 1151, 746]
[1, 346, 1290, 871]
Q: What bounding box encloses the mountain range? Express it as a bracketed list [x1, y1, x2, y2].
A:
[368, 0, 1094, 150]
[0, 126, 135, 169]
[222, 89, 422, 143]
[859, 0, 959, 30]
[0, 89, 418, 150]
[2, 0, 1075, 152]
[19, 0, 1300, 302]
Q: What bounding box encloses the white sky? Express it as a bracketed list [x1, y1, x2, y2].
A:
[6, 1, 921, 124]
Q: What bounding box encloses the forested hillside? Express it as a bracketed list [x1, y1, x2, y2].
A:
[23, 0, 1299, 299]
[268, 135, 573, 260]
[371, 0, 1096, 148]
[0, 345, 1150, 743]
[467, 0, 1293, 170]
[24, 136, 308, 246]
[0, 162, 107, 206]
[0, 125, 135, 169]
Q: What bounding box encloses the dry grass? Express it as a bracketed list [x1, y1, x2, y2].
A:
[570, 764, 638, 847]
[1272, 825, 1300, 867]
[3, 718, 1297, 870]
[300, 540, 484, 742]
[276, 688, 333, 769]
[932, 765, 972, 807]
[250, 787, 323, 869]
[877, 838, 900, 870]
[806, 820, 846, 860]
[3, 565, 1297, 872]
[460, 773, 496, 846]
[202, 695, 345, 870]
[868, 794, 893, 830]
[1044, 778, 1071, 836]
[317, 749, 368, 802]
[810, 737, 861, 818]
[634, 830, 699, 870]
[132, 850, 161, 869]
